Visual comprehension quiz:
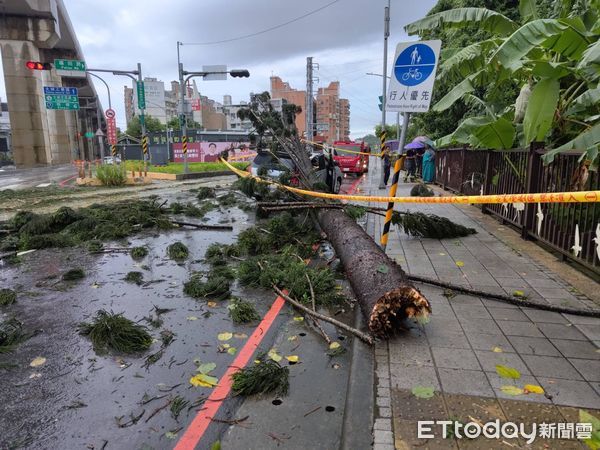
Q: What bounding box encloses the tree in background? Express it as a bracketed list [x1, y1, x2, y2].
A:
[406, 0, 600, 165]
[166, 117, 202, 131]
[125, 115, 165, 138]
[406, 0, 520, 142]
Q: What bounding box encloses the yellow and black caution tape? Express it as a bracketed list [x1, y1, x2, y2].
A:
[381, 158, 402, 249]
[301, 138, 381, 157]
[220, 157, 600, 205]
[228, 152, 257, 162]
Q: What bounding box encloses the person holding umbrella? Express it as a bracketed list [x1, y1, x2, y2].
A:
[404, 136, 436, 183]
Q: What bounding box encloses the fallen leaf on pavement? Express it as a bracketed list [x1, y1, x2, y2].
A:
[377, 265, 389, 274]
[29, 373, 42, 379]
[227, 347, 237, 356]
[411, 386, 435, 399]
[233, 333, 248, 339]
[196, 362, 216, 374]
[523, 384, 544, 394]
[285, 355, 299, 363]
[29, 357, 46, 367]
[455, 261, 465, 267]
[492, 347, 503, 353]
[217, 332, 233, 341]
[268, 349, 282, 362]
[190, 373, 218, 388]
[500, 385, 524, 396]
[186, 316, 198, 321]
[207, 301, 218, 308]
[293, 317, 304, 322]
[288, 335, 298, 342]
[329, 342, 341, 350]
[495, 365, 521, 380]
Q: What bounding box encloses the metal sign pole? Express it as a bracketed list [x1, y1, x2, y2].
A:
[379, 0, 390, 190]
[178, 42, 189, 174]
[380, 112, 411, 250]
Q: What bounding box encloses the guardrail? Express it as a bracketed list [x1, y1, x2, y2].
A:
[435, 145, 600, 275]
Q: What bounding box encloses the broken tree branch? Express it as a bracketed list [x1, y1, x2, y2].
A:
[170, 221, 233, 231]
[408, 274, 600, 318]
[272, 285, 374, 345]
[305, 272, 333, 345]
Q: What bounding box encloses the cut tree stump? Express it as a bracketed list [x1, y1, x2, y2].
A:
[317, 209, 431, 338]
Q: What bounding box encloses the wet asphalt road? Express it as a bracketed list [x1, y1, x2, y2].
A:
[0, 165, 77, 190]
[0, 175, 371, 450]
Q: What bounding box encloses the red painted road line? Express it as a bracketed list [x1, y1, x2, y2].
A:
[340, 174, 365, 198]
[59, 175, 78, 187]
[175, 296, 286, 450]
[176, 173, 364, 449]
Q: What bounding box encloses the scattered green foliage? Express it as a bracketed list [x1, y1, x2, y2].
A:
[344, 205, 368, 220]
[0, 289, 16, 306]
[238, 249, 341, 306]
[170, 396, 189, 421]
[0, 318, 35, 353]
[130, 246, 149, 260]
[79, 310, 153, 354]
[183, 275, 230, 300]
[217, 192, 238, 207]
[87, 240, 104, 252]
[392, 211, 477, 239]
[228, 297, 260, 324]
[95, 164, 127, 186]
[231, 355, 289, 397]
[410, 184, 435, 197]
[125, 271, 144, 285]
[170, 202, 216, 218]
[160, 329, 175, 347]
[196, 187, 216, 200]
[62, 268, 86, 281]
[6, 199, 173, 251]
[168, 242, 189, 260]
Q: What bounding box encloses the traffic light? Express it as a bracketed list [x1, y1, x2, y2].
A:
[378, 95, 383, 112]
[229, 70, 250, 78]
[26, 61, 52, 70]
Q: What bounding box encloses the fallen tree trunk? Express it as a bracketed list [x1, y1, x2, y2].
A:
[317, 209, 431, 338]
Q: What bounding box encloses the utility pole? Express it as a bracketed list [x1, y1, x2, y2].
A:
[177, 41, 189, 174]
[306, 57, 315, 143]
[137, 63, 148, 163]
[379, 0, 391, 189]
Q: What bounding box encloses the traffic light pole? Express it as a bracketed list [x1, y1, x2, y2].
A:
[87, 65, 147, 161]
[177, 40, 250, 174]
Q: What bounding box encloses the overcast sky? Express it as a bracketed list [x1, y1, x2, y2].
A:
[0, 0, 437, 137]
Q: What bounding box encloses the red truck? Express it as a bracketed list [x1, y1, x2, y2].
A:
[332, 141, 371, 175]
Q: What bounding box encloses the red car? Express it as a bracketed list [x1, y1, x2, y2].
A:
[332, 141, 371, 175]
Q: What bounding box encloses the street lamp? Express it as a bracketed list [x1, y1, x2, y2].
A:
[366, 72, 400, 140]
[177, 41, 250, 174]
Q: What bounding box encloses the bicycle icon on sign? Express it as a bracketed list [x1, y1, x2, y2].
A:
[401, 68, 422, 81]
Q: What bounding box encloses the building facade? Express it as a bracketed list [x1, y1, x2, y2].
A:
[270, 76, 306, 136]
[270, 76, 349, 143]
[315, 81, 350, 143]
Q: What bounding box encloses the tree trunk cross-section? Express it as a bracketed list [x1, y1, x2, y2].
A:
[317, 209, 431, 338]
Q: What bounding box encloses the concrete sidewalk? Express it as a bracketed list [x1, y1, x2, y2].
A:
[361, 166, 600, 449]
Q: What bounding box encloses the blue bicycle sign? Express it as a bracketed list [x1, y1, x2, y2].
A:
[394, 43, 436, 87]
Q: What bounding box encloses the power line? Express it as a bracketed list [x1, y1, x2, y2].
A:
[182, 0, 341, 46]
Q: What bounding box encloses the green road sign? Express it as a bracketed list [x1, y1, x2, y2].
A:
[43, 86, 79, 110]
[137, 81, 146, 109]
[54, 59, 86, 71]
[84, 131, 94, 139]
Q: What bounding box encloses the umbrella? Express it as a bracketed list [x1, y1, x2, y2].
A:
[404, 136, 436, 150]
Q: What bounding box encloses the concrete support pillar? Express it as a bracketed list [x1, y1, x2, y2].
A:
[0, 40, 52, 167]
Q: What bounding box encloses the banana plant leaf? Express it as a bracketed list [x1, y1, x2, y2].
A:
[405, 7, 518, 36]
[523, 78, 560, 144]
